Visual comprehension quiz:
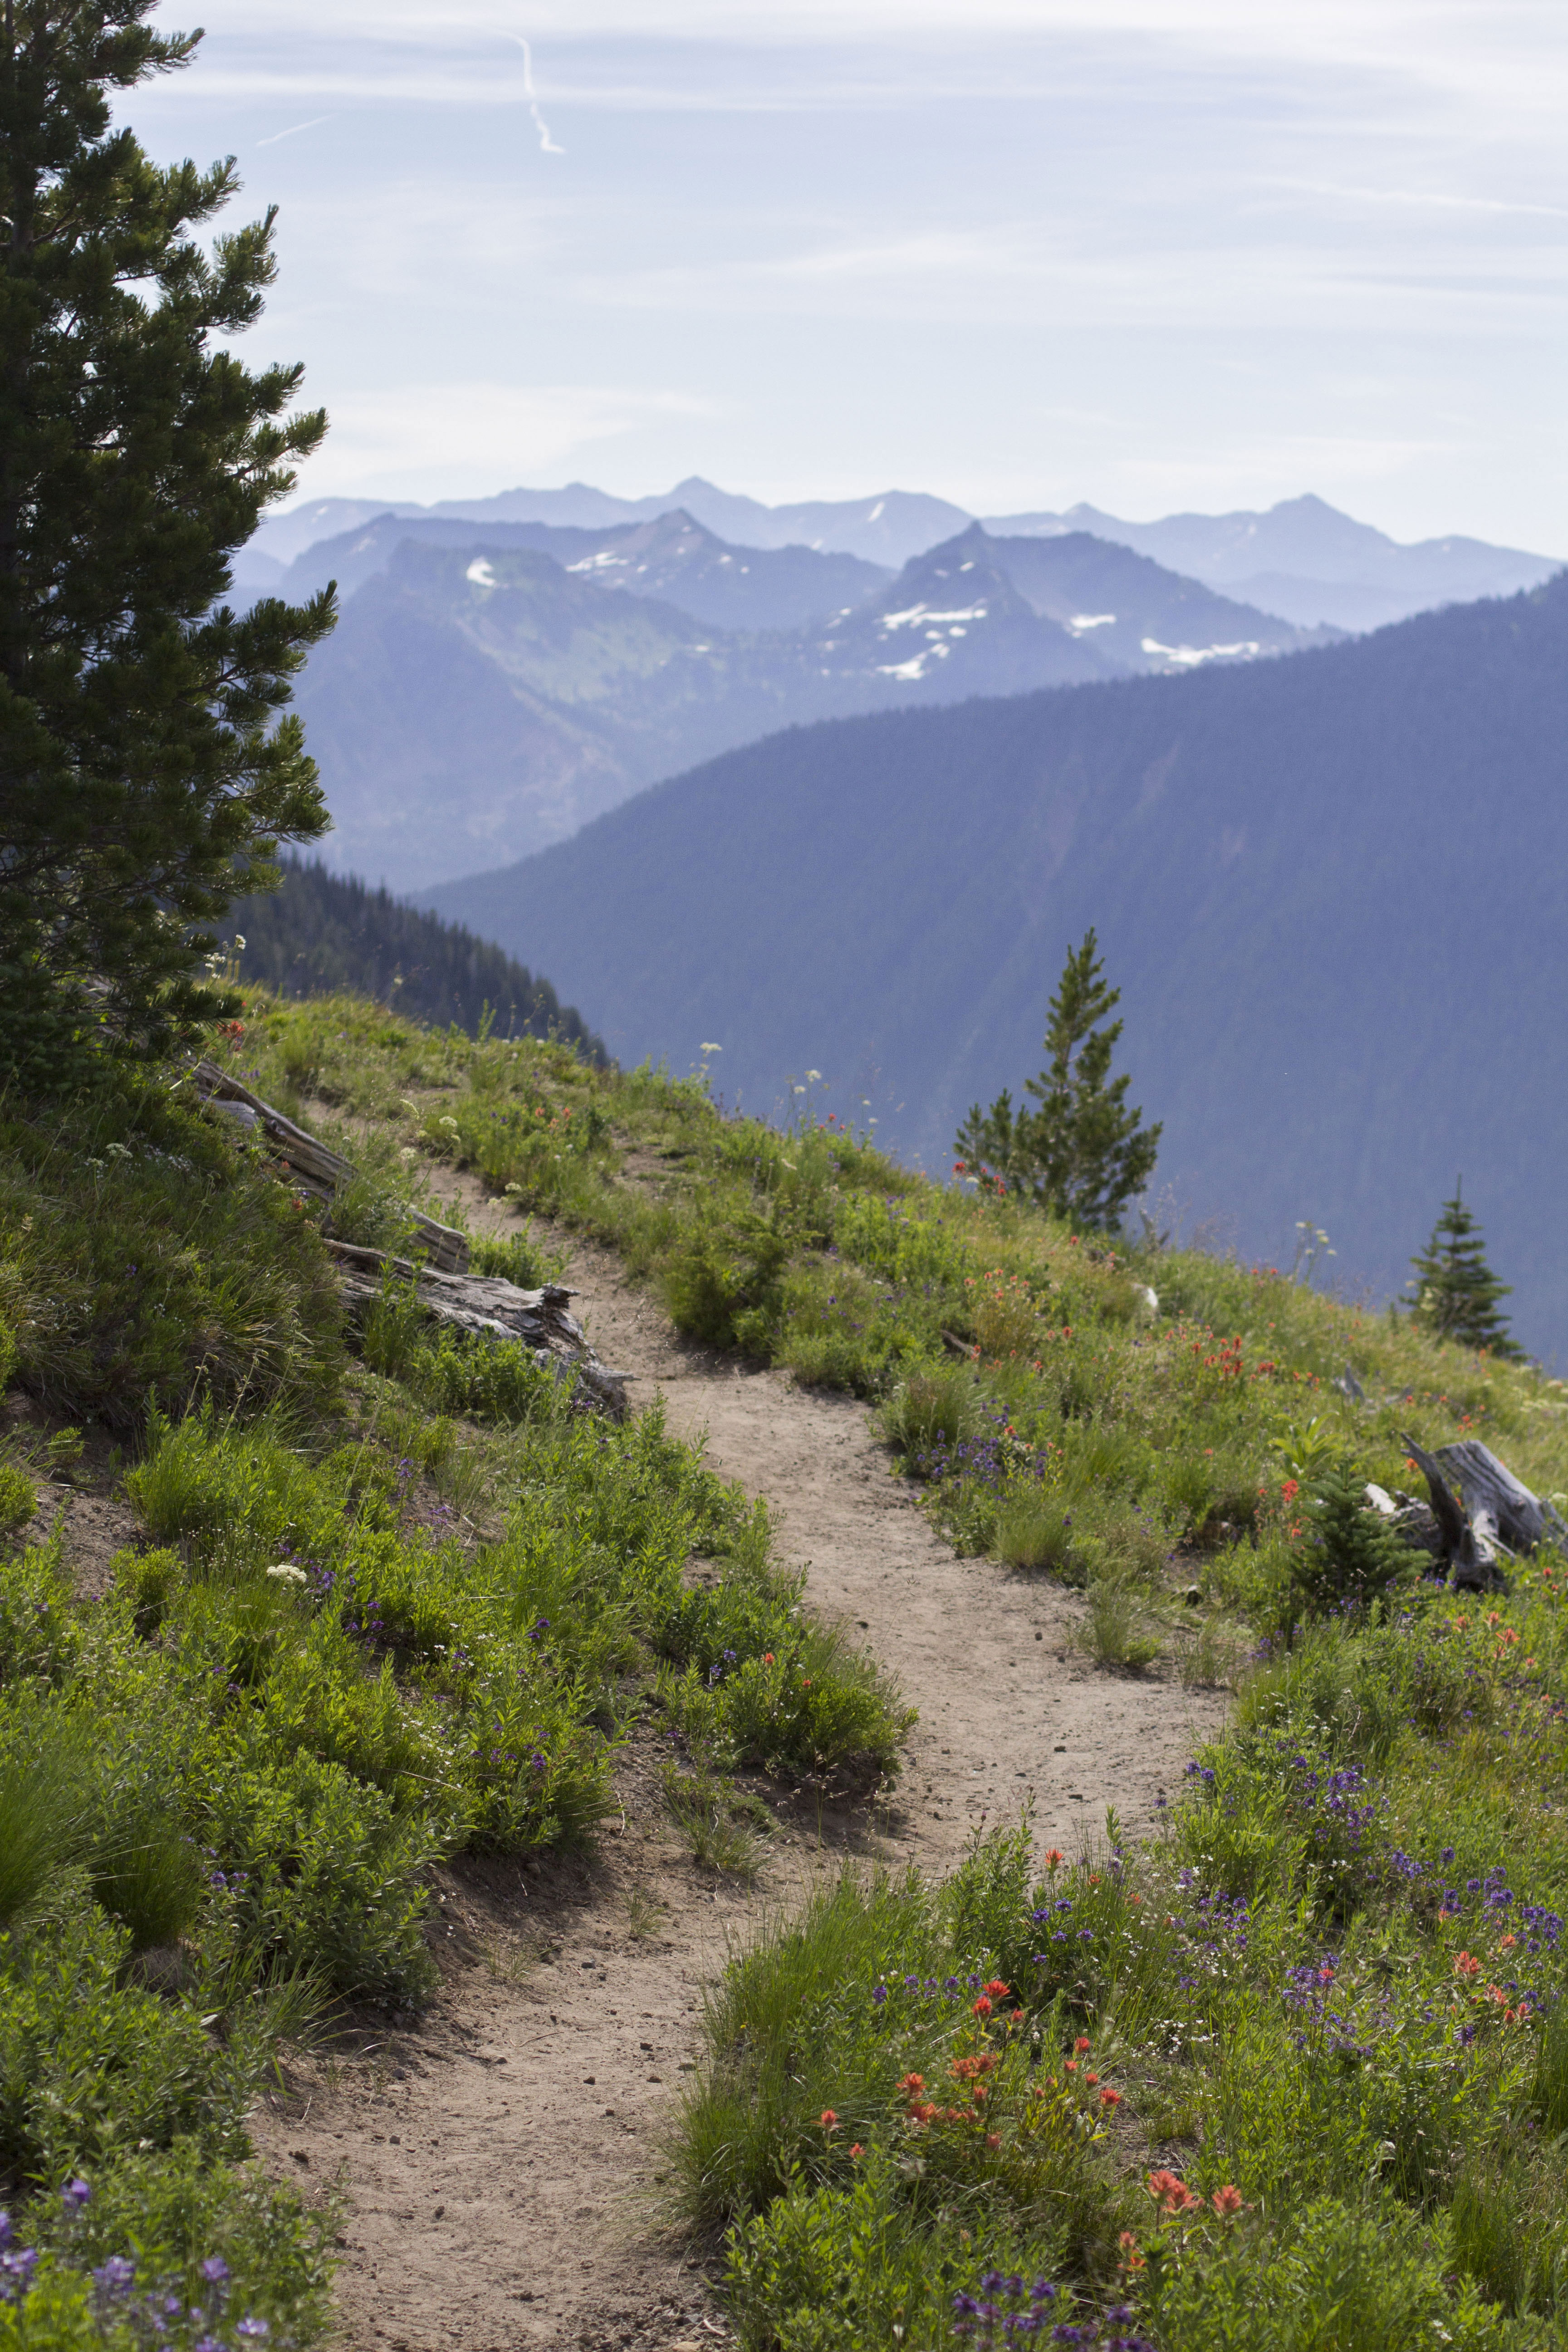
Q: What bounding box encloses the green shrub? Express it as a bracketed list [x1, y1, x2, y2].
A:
[0, 1458, 34, 1538]
[662, 1207, 792, 1351]
[662, 1763, 764, 1881]
[468, 1224, 564, 1287]
[832, 1193, 973, 1289]
[206, 1743, 440, 2002]
[662, 1620, 913, 1782]
[0, 1907, 243, 2180]
[0, 1084, 345, 1426]
[0, 1740, 82, 1926]
[408, 1331, 566, 1425]
[1073, 1570, 1161, 1671]
[671, 1847, 1126, 2278]
[995, 1487, 1079, 1577]
[125, 1408, 335, 1566]
[0, 1534, 79, 1683]
[1289, 1470, 1420, 1623]
[117, 1545, 182, 1640]
[1147, 2196, 1534, 2352]
[20, 2142, 335, 2347]
[724, 2148, 1076, 2352]
[880, 1368, 984, 1462]
[85, 1798, 206, 1953]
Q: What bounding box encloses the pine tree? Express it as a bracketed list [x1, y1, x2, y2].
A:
[954, 929, 1161, 1229]
[1408, 1181, 1520, 1357]
[0, 3, 336, 1078]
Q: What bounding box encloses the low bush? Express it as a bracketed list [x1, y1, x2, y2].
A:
[880, 1368, 984, 1462]
[0, 1078, 345, 1426]
[0, 2146, 333, 2349]
[662, 1207, 793, 1352]
[1287, 1469, 1421, 1624]
[0, 1457, 34, 1537]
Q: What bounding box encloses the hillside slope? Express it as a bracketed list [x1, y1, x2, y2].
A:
[423, 576, 1568, 1360]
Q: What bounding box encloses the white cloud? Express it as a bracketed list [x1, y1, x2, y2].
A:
[298, 381, 719, 501]
[573, 220, 1568, 337]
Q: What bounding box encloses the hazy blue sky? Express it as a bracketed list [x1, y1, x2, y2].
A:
[135, 2, 1568, 549]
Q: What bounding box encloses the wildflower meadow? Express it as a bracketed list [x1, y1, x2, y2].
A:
[5, 988, 1568, 2346]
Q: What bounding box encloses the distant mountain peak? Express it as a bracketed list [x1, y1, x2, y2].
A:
[249, 478, 1560, 635]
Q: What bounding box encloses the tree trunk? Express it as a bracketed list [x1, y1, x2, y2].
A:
[1400, 1433, 1510, 1592]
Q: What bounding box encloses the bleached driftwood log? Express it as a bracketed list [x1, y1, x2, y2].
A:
[191, 1059, 469, 1273]
[325, 1240, 629, 1419]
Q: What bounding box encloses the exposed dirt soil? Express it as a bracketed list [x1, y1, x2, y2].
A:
[245, 1181, 1227, 2349]
[7, 1395, 144, 1601]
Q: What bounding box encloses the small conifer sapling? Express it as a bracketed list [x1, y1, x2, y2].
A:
[1407, 1182, 1520, 1357]
[954, 928, 1161, 1230]
[1290, 1468, 1418, 1623]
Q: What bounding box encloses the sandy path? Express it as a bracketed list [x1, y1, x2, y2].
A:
[565, 1232, 1222, 1868]
[254, 1192, 1224, 2349]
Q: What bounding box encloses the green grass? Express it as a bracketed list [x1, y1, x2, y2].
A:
[8, 988, 1568, 2346]
[0, 1014, 913, 2341]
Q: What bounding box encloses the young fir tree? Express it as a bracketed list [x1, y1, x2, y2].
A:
[954, 928, 1161, 1229]
[1408, 1181, 1520, 1357]
[0, 3, 336, 1078]
[1290, 1467, 1417, 1623]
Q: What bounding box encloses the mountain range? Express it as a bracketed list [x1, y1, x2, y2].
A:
[240, 479, 1559, 633]
[282, 514, 1333, 891]
[417, 573, 1568, 1364]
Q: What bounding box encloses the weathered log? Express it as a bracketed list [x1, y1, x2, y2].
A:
[1392, 1493, 1446, 1563]
[1432, 1439, 1568, 1555]
[191, 1060, 469, 1272]
[1401, 1432, 1511, 1592]
[324, 1240, 628, 1419]
[1367, 1480, 1448, 1567]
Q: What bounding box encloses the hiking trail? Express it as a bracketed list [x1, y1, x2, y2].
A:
[253, 1200, 1225, 2349]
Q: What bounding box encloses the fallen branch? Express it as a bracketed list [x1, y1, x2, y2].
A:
[191, 1059, 469, 1272]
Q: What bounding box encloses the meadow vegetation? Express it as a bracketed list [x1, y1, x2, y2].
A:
[4, 987, 1568, 2346]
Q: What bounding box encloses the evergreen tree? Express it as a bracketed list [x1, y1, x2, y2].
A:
[954, 928, 1161, 1229]
[1408, 1181, 1520, 1356]
[1290, 1467, 1417, 1622]
[0, 2, 336, 1077]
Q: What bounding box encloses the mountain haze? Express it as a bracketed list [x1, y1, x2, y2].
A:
[246, 480, 1559, 631]
[421, 577, 1568, 1362]
[291, 524, 1323, 889]
[987, 493, 1557, 630]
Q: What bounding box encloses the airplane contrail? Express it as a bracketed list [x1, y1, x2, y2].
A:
[257, 115, 333, 148]
[509, 36, 564, 155]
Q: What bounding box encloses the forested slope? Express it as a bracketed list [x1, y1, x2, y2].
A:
[424, 575, 1568, 1359]
[229, 858, 604, 1057]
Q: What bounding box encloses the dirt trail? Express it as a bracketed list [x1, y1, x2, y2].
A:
[254, 1196, 1225, 2349]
